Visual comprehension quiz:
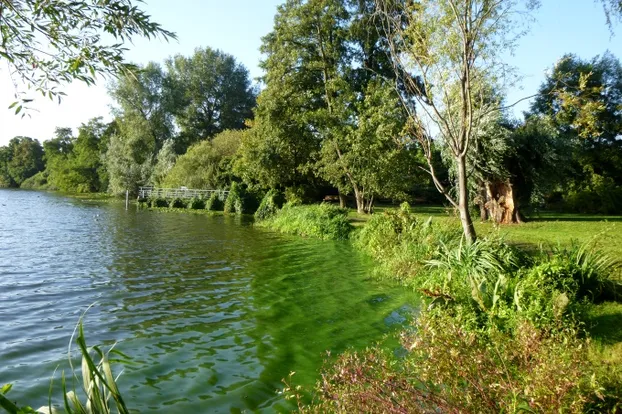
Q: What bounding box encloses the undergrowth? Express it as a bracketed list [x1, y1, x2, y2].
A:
[257, 203, 353, 241]
[294, 202, 622, 412]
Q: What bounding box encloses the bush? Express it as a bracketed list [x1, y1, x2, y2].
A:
[224, 182, 247, 214]
[296, 311, 602, 413]
[187, 197, 205, 210]
[254, 189, 285, 220]
[205, 191, 225, 211]
[354, 202, 461, 282]
[257, 203, 353, 240]
[168, 197, 186, 209]
[19, 171, 51, 190]
[149, 197, 169, 208]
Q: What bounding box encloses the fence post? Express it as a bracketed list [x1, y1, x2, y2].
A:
[125, 190, 129, 211]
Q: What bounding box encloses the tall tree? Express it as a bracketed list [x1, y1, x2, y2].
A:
[3, 137, 45, 186]
[109, 63, 175, 151]
[0, 0, 174, 112]
[376, 0, 537, 241]
[166, 47, 256, 150]
[253, 0, 413, 213]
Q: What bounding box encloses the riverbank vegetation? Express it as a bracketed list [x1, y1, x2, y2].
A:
[259, 202, 622, 412]
[3, 0, 622, 412]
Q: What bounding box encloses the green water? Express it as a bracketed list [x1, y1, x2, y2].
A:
[0, 190, 418, 413]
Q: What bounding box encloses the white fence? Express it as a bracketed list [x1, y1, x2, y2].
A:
[138, 186, 229, 200]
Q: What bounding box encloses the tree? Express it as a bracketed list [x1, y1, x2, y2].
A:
[2, 136, 45, 186]
[471, 115, 568, 223]
[163, 130, 244, 189]
[252, 0, 414, 213]
[0, 0, 174, 112]
[108, 63, 175, 151]
[531, 53, 622, 213]
[166, 47, 256, 150]
[105, 116, 155, 195]
[376, 0, 537, 241]
[151, 139, 177, 187]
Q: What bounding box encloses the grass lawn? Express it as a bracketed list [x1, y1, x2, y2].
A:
[349, 204, 622, 369]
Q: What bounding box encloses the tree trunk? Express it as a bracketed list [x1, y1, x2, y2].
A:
[484, 180, 523, 224]
[477, 181, 488, 222]
[353, 186, 365, 214]
[457, 156, 477, 243]
[338, 191, 347, 209]
[365, 195, 374, 214]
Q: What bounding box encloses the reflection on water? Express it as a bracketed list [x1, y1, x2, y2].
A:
[0, 189, 418, 413]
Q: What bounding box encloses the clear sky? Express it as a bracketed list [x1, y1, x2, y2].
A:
[1, 0, 621, 146]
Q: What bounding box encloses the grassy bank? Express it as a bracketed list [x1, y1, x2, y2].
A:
[260, 202, 622, 412]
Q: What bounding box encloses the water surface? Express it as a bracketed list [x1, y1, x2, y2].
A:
[0, 189, 417, 412]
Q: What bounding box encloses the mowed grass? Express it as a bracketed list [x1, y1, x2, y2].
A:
[351, 205, 622, 258]
[349, 204, 622, 367]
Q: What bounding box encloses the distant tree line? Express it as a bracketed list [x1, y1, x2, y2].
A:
[2, 2, 622, 226]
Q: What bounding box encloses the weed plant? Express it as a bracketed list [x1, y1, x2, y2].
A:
[0, 318, 129, 414]
[293, 311, 607, 413]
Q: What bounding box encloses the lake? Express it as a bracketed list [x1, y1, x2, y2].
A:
[0, 189, 418, 413]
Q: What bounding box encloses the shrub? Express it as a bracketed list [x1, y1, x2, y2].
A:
[296, 311, 601, 414]
[187, 197, 205, 210]
[257, 203, 353, 240]
[205, 191, 225, 211]
[254, 189, 285, 220]
[168, 197, 186, 209]
[224, 182, 246, 214]
[354, 202, 461, 282]
[20, 171, 51, 190]
[149, 197, 168, 208]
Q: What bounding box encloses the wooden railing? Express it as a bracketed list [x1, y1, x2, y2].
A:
[138, 186, 229, 200]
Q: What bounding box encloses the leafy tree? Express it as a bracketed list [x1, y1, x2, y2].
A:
[105, 116, 155, 195]
[151, 139, 177, 187]
[166, 47, 256, 150]
[532, 53, 622, 213]
[163, 130, 244, 189]
[251, 0, 414, 213]
[0, 0, 174, 112]
[108, 63, 175, 151]
[376, 0, 537, 241]
[1, 137, 45, 186]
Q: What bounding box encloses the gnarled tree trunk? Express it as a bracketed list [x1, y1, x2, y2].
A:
[484, 180, 524, 224]
[338, 191, 347, 208]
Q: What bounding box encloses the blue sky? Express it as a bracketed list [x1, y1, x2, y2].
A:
[1, 0, 621, 146]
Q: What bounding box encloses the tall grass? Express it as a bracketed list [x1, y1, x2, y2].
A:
[257, 203, 353, 240]
[0, 315, 129, 414]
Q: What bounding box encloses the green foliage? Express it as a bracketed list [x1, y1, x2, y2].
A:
[0, 0, 174, 110]
[187, 197, 205, 210]
[223, 182, 250, 215]
[20, 171, 51, 190]
[0, 318, 129, 414]
[149, 197, 168, 208]
[105, 120, 154, 196]
[168, 198, 186, 209]
[166, 47, 256, 149]
[354, 202, 461, 281]
[254, 189, 285, 221]
[205, 192, 225, 212]
[0, 137, 45, 187]
[298, 311, 602, 413]
[150, 139, 177, 187]
[257, 203, 353, 241]
[163, 130, 243, 190]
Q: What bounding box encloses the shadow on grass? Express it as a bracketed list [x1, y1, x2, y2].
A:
[526, 213, 622, 223]
[586, 303, 622, 345]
